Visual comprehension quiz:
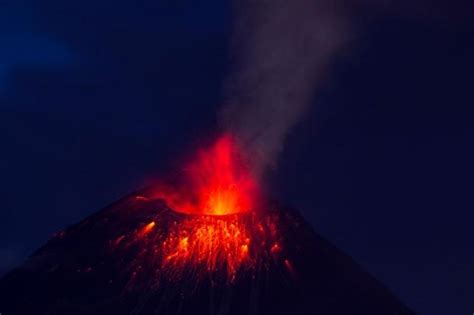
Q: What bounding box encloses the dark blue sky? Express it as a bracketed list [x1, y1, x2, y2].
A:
[1, 1, 473, 315]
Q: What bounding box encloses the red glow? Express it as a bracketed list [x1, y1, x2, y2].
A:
[113, 211, 284, 283]
[162, 216, 257, 280]
[110, 134, 289, 283]
[138, 221, 155, 237]
[154, 134, 259, 216]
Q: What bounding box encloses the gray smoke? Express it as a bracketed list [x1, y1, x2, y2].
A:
[220, 0, 352, 178]
[219, 0, 469, 178]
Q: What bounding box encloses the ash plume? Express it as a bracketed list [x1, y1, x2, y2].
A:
[220, 0, 352, 177]
[219, 0, 469, 179]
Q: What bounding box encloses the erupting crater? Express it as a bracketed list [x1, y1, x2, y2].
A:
[115, 135, 283, 282]
[0, 133, 415, 315]
[153, 134, 260, 216]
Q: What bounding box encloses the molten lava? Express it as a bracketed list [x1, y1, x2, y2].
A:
[162, 217, 252, 277]
[110, 135, 284, 283]
[112, 209, 283, 283]
[155, 134, 259, 216]
[160, 213, 281, 281]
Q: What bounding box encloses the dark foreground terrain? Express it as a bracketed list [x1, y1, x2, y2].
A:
[0, 188, 414, 315]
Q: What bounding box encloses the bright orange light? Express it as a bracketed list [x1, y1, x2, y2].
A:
[112, 134, 288, 283]
[138, 221, 155, 237]
[114, 211, 283, 282]
[162, 216, 253, 278]
[153, 134, 259, 216]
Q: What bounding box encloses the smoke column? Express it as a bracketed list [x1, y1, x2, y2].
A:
[220, 0, 352, 177]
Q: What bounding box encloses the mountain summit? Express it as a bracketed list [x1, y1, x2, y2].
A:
[0, 187, 414, 315]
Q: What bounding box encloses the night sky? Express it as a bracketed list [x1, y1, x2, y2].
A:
[1, 1, 473, 315]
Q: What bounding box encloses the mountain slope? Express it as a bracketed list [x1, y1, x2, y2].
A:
[0, 187, 414, 315]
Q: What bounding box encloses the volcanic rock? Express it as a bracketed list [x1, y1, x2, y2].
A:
[0, 187, 414, 315]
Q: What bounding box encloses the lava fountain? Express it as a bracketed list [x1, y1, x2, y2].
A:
[111, 134, 285, 284]
[155, 134, 260, 216]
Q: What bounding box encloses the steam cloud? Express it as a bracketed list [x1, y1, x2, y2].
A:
[219, 0, 468, 178]
[220, 0, 352, 178]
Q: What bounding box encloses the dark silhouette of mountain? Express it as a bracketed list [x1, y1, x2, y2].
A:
[0, 187, 414, 315]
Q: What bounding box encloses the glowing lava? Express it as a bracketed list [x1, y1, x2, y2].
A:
[112, 211, 283, 283]
[160, 214, 280, 281]
[111, 135, 287, 283]
[154, 134, 259, 216]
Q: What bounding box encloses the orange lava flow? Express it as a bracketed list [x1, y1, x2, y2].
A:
[114, 212, 283, 283]
[154, 134, 259, 216]
[163, 216, 254, 279]
[113, 135, 285, 282]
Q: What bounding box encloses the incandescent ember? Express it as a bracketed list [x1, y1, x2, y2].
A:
[112, 135, 287, 283]
[113, 208, 285, 285]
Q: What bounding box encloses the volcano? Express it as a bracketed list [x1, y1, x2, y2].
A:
[0, 192, 414, 315]
[0, 136, 414, 315]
